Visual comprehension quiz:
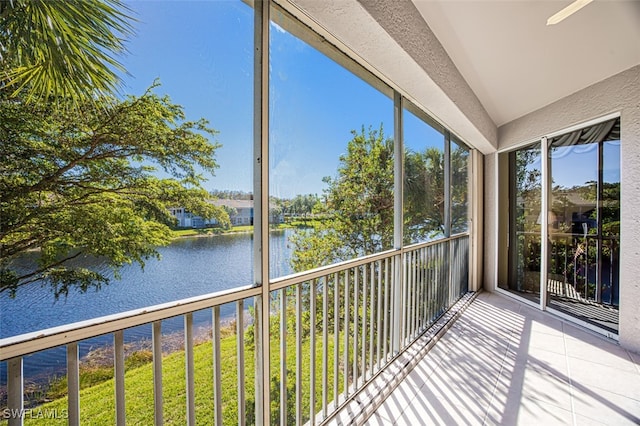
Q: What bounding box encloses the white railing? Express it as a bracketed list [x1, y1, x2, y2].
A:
[1, 234, 469, 425]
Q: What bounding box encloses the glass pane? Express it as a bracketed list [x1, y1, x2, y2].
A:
[548, 141, 597, 301]
[1, 0, 254, 409]
[403, 107, 445, 244]
[269, 9, 394, 276]
[602, 140, 620, 306]
[502, 142, 542, 303]
[1, 0, 254, 332]
[451, 138, 469, 234]
[546, 117, 620, 333]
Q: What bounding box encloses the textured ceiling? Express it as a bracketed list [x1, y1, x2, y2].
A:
[412, 0, 640, 126]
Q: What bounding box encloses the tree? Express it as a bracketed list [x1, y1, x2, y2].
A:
[404, 146, 445, 241]
[290, 126, 468, 273]
[0, 88, 229, 297]
[0, 0, 134, 104]
[290, 126, 394, 272]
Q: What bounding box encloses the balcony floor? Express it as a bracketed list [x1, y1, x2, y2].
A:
[335, 291, 640, 425]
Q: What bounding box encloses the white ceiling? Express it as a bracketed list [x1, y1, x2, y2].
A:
[412, 0, 640, 126]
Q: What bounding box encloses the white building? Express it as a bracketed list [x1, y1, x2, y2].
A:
[170, 199, 282, 227]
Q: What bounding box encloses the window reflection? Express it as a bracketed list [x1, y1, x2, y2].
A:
[403, 106, 446, 244]
[451, 138, 469, 235]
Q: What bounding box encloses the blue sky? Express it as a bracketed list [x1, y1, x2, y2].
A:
[551, 141, 620, 188]
[121, 1, 254, 192]
[120, 0, 397, 199]
[120, 1, 614, 198]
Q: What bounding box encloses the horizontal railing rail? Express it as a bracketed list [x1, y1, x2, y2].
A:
[0, 285, 260, 360]
[1, 234, 470, 426]
[516, 230, 619, 305]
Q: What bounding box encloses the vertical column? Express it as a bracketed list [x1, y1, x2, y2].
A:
[444, 132, 453, 306]
[253, 1, 271, 424]
[392, 91, 403, 353]
[540, 136, 549, 310]
[469, 149, 484, 292]
[596, 140, 604, 303]
[444, 131, 451, 238]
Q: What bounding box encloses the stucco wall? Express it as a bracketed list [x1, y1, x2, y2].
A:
[354, 0, 496, 153]
[487, 65, 640, 352]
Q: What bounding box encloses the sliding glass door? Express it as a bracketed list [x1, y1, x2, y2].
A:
[500, 142, 542, 304]
[546, 118, 620, 333]
[500, 117, 620, 334]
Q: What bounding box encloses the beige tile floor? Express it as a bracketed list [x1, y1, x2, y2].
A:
[336, 291, 640, 425]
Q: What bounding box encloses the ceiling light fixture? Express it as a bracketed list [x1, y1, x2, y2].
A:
[547, 0, 594, 25]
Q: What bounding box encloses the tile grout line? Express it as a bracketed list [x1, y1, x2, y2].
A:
[561, 321, 578, 426]
[481, 303, 521, 426]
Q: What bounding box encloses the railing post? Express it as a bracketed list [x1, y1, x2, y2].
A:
[444, 131, 451, 238]
[67, 342, 80, 426]
[152, 321, 163, 426]
[212, 306, 223, 426]
[7, 357, 23, 426]
[185, 313, 196, 426]
[236, 302, 246, 426]
[114, 331, 126, 426]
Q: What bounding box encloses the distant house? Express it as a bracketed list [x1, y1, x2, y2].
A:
[170, 199, 283, 228]
[168, 207, 217, 228]
[211, 199, 254, 226]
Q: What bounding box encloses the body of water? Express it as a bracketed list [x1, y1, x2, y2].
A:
[0, 230, 294, 386]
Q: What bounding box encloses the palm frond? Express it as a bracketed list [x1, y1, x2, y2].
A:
[0, 0, 135, 103]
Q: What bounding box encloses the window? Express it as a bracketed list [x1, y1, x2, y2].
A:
[403, 102, 446, 244]
[0, 0, 255, 340]
[451, 137, 470, 235]
[269, 6, 394, 276]
[498, 117, 621, 332]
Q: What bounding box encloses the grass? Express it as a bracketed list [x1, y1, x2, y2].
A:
[170, 219, 325, 238]
[171, 224, 272, 238]
[12, 327, 345, 426]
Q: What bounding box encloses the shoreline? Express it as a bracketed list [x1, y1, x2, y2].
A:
[171, 222, 314, 239]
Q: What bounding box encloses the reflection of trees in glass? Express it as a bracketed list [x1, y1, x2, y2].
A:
[451, 145, 469, 234]
[290, 126, 468, 272]
[510, 145, 542, 292]
[572, 181, 620, 237]
[515, 147, 542, 233]
[549, 180, 620, 300]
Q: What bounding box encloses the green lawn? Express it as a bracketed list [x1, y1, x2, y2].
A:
[170, 220, 321, 238]
[15, 329, 344, 426]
